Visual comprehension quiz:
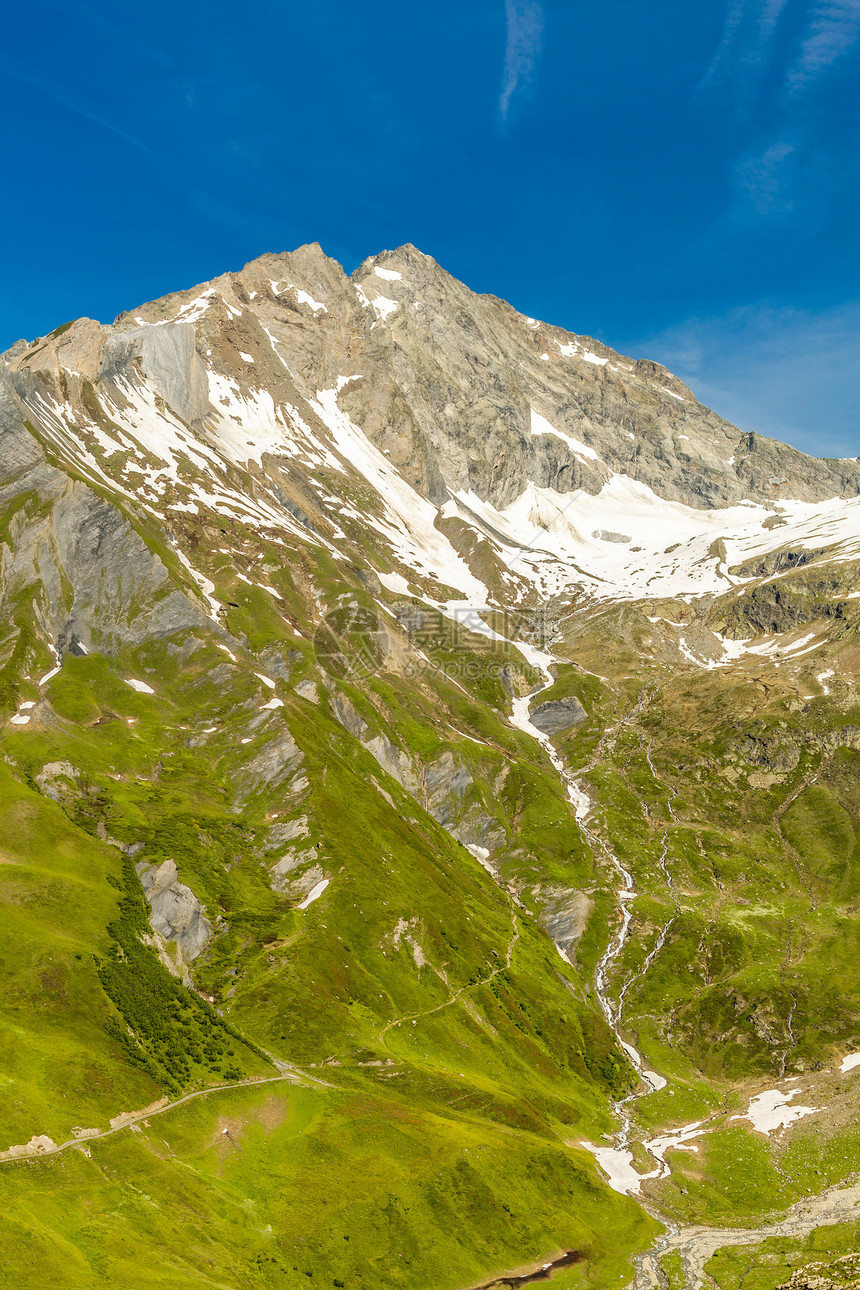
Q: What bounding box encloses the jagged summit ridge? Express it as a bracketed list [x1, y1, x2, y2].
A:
[3, 241, 859, 621]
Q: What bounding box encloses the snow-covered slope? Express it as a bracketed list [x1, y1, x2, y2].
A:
[3, 241, 858, 671]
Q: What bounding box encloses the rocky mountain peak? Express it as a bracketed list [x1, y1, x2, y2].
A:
[4, 241, 860, 622]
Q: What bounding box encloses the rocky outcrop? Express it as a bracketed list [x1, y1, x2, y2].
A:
[722, 580, 854, 639]
[540, 887, 594, 961]
[733, 730, 802, 774]
[778, 1254, 860, 1289]
[232, 727, 304, 805]
[529, 697, 588, 734]
[136, 859, 212, 962]
[0, 370, 211, 654]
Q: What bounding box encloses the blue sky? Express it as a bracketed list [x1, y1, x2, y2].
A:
[2, 0, 857, 456]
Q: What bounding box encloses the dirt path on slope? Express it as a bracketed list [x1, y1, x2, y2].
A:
[0, 1068, 319, 1167]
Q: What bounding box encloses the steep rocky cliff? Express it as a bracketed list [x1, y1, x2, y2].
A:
[1, 245, 860, 1290]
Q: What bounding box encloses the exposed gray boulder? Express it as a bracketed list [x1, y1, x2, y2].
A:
[232, 727, 303, 804]
[529, 697, 588, 734]
[592, 529, 631, 544]
[136, 859, 212, 962]
[540, 887, 594, 962]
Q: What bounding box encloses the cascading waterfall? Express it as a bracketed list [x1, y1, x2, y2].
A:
[508, 652, 677, 1192]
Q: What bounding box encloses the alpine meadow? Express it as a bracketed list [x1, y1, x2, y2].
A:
[2, 243, 860, 1290]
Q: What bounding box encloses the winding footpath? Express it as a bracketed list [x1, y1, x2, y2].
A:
[5, 644, 859, 1289]
[0, 1072, 302, 1167]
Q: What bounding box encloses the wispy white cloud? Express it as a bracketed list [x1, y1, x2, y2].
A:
[701, 0, 790, 99]
[734, 140, 795, 214]
[631, 302, 860, 458]
[0, 60, 156, 157]
[499, 0, 544, 123]
[788, 0, 860, 89]
[704, 0, 860, 99]
[760, 0, 792, 36]
[700, 0, 747, 88]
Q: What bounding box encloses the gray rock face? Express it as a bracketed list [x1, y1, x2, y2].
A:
[136, 859, 212, 962]
[540, 888, 594, 961]
[529, 697, 588, 733]
[722, 577, 855, 639]
[232, 728, 303, 804]
[0, 369, 210, 655]
[4, 238, 859, 689]
[10, 241, 857, 524]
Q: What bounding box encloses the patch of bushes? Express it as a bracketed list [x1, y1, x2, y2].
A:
[97, 854, 257, 1096]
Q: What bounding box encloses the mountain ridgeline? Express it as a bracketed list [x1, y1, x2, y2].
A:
[1, 244, 860, 1290]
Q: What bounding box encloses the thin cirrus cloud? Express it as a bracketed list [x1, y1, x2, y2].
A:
[700, 1, 860, 222]
[788, 0, 860, 89]
[703, 0, 860, 99]
[634, 302, 860, 459]
[700, 0, 791, 100]
[734, 140, 796, 214]
[499, 0, 544, 123]
[0, 59, 156, 158]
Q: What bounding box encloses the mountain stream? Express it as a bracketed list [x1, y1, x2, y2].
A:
[507, 655, 860, 1288]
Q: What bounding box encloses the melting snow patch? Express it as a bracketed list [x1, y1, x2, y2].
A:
[297, 879, 329, 910]
[530, 409, 600, 462]
[373, 266, 402, 281]
[371, 295, 397, 321]
[660, 386, 684, 400]
[732, 1088, 818, 1134]
[818, 669, 834, 694]
[126, 679, 155, 694]
[310, 385, 488, 600]
[583, 351, 608, 366]
[239, 352, 254, 363]
[255, 673, 277, 689]
[173, 548, 222, 620]
[39, 648, 62, 686]
[645, 1120, 707, 1163]
[261, 696, 284, 710]
[10, 714, 31, 725]
[466, 843, 494, 875]
[840, 1053, 860, 1073]
[643, 1071, 667, 1092]
[355, 286, 397, 322]
[294, 288, 327, 314]
[378, 571, 413, 595]
[585, 1144, 659, 1195]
